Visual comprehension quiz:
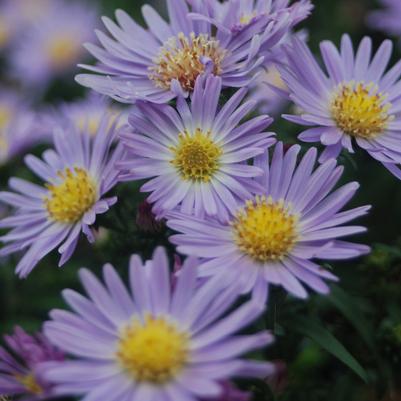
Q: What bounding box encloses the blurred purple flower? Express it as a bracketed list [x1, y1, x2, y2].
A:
[10, 0, 97, 87]
[0, 114, 123, 278]
[0, 326, 64, 401]
[168, 142, 371, 302]
[43, 247, 275, 401]
[367, 0, 401, 39]
[0, 88, 47, 165]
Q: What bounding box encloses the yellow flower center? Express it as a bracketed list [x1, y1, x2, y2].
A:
[331, 81, 393, 139]
[117, 316, 189, 384]
[232, 196, 299, 263]
[16, 373, 43, 395]
[149, 32, 226, 92]
[0, 17, 10, 49]
[170, 129, 222, 182]
[46, 35, 81, 69]
[44, 167, 97, 223]
[0, 105, 12, 130]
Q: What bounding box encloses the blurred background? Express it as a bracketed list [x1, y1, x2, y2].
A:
[1, 0, 401, 400]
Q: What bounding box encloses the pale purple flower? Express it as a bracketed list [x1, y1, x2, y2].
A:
[367, 0, 401, 39]
[0, 114, 123, 278]
[56, 93, 128, 137]
[0, 326, 64, 401]
[168, 143, 371, 301]
[281, 34, 401, 179]
[192, 0, 312, 37]
[76, 0, 297, 104]
[10, 0, 97, 87]
[0, 89, 47, 165]
[118, 75, 275, 222]
[43, 247, 275, 401]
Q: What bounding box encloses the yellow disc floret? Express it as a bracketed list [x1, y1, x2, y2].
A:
[117, 316, 189, 384]
[171, 129, 222, 182]
[47, 35, 81, 69]
[331, 81, 393, 139]
[44, 167, 97, 223]
[16, 373, 44, 395]
[149, 32, 226, 92]
[232, 196, 299, 263]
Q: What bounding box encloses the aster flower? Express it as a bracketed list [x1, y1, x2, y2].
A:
[57, 93, 128, 137]
[167, 142, 371, 301]
[281, 35, 401, 178]
[10, 0, 97, 87]
[75, 0, 297, 104]
[0, 114, 123, 278]
[0, 89, 46, 165]
[118, 75, 275, 222]
[367, 0, 401, 39]
[42, 247, 275, 401]
[0, 326, 64, 400]
[192, 0, 312, 37]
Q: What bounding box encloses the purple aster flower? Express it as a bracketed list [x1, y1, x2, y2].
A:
[0, 326, 64, 400]
[0, 114, 123, 278]
[75, 0, 297, 104]
[42, 247, 275, 401]
[281, 35, 401, 179]
[167, 142, 371, 301]
[192, 0, 312, 37]
[10, 0, 97, 87]
[118, 75, 275, 222]
[0, 89, 47, 165]
[56, 93, 128, 137]
[367, 0, 401, 39]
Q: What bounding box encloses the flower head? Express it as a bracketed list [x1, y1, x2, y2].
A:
[281, 35, 401, 179]
[118, 75, 275, 221]
[10, 0, 97, 86]
[0, 326, 64, 401]
[75, 0, 296, 103]
[0, 114, 123, 277]
[43, 247, 275, 400]
[195, 0, 313, 35]
[168, 143, 371, 301]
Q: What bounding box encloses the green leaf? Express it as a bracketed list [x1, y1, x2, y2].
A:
[327, 285, 375, 350]
[287, 316, 369, 383]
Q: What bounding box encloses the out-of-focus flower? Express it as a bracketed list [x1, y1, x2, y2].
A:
[281, 35, 401, 179]
[76, 0, 297, 103]
[10, 1, 97, 87]
[168, 143, 370, 301]
[57, 93, 128, 137]
[136, 200, 165, 233]
[0, 114, 123, 278]
[367, 0, 401, 39]
[0, 326, 64, 400]
[43, 247, 275, 400]
[118, 75, 275, 221]
[0, 89, 46, 165]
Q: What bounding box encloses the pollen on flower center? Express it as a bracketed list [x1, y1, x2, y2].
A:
[16, 373, 43, 395]
[170, 129, 222, 182]
[149, 32, 226, 92]
[47, 35, 81, 68]
[331, 81, 393, 139]
[44, 167, 97, 223]
[232, 196, 299, 263]
[117, 316, 189, 384]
